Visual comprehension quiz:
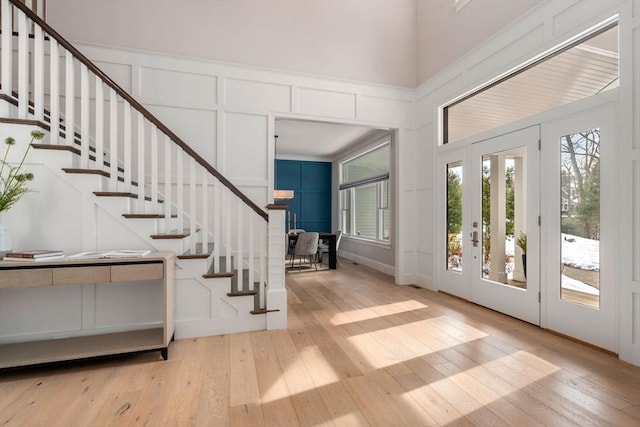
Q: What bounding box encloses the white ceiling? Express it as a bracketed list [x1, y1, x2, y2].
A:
[275, 119, 389, 160]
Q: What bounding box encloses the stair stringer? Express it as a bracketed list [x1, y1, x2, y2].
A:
[173, 271, 267, 339]
[66, 176, 269, 338]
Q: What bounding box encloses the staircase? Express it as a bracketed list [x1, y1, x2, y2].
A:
[0, 0, 288, 338]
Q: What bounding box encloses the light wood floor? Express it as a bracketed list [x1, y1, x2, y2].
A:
[1, 260, 639, 426]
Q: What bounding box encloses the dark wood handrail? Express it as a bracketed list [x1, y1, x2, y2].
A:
[8, 0, 268, 221]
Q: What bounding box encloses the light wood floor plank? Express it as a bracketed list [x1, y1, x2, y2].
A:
[195, 334, 231, 427]
[229, 332, 261, 407]
[1, 260, 640, 426]
[250, 331, 300, 426]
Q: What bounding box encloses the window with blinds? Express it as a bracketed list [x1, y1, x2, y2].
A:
[339, 143, 390, 242]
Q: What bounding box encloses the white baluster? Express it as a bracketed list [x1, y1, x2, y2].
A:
[109, 88, 118, 190]
[150, 126, 159, 207]
[213, 181, 220, 273]
[189, 157, 196, 254]
[259, 218, 266, 310]
[80, 64, 90, 168]
[33, 23, 44, 120]
[248, 207, 255, 295]
[35, 0, 44, 18]
[201, 168, 209, 256]
[176, 147, 184, 233]
[236, 200, 243, 291]
[17, 11, 27, 118]
[64, 50, 75, 147]
[224, 189, 231, 273]
[1, 0, 13, 96]
[123, 103, 132, 191]
[163, 134, 173, 234]
[95, 79, 104, 169]
[49, 39, 59, 144]
[137, 112, 145, 212]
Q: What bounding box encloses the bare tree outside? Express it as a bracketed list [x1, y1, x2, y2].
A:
[560, 129, 601, 308]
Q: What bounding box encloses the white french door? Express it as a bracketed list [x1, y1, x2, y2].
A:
[438, 105, 617, 351]
[470, 126, 541, 325]
[540, 103, 616, 351]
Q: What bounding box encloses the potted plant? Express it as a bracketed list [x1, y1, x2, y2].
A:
[516, 231, 527, 277]
[0, 130, 44, 257]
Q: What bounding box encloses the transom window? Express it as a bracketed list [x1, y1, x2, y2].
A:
[443, 19, 618, 143]
[339, 143, 390, 242]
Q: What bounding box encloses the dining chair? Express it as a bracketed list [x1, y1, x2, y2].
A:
[287, 229, 305, 255]
[290, 232, 319, 271]
[318, 230, 342, 266]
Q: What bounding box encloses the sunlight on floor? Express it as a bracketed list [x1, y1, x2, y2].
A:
[343, 316, 490, 370]
[424, 350, 561, 418]
[329, 300, 429, 325]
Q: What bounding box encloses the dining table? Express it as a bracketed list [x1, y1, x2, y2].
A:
[288, 232, 338, 269]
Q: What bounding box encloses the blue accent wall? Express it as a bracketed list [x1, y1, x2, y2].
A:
[275, 160, 331, 233]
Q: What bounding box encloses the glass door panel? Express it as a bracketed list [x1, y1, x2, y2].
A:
[560, 129, 600, 308]
[481, 148, 527, 288]
[447, 161, 463, 273]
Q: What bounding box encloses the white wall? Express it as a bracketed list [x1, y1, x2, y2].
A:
[70, 41, 415, 283]
[416, 0, 543, 84]
[46, 0, 417, 88]
[417, 0, 640, 365]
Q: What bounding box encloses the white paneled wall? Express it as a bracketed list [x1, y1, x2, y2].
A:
[627, 0, 640, 364]
[72, 42, 415, 284]
[417, 0, 639, 366]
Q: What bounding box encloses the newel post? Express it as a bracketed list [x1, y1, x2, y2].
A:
[266, 204, 287, 329]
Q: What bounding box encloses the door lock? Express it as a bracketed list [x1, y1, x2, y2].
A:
[471, 231, 479, 247]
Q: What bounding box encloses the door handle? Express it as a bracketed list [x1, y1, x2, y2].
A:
[471, 231, 479, 247]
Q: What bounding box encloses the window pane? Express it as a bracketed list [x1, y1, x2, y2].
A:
[380, 180, 390, 241]
[354, 184, 377, 239]
[481, 148, 527, 287]
[342, 144, 390, 183]
[340, 189, 351, 235]
[445, 24, 618, 143]
[560, 129, 600, 308]
[447, 162, 463, 272]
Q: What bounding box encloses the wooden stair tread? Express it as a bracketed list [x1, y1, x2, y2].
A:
[123, 213, 177, 219]
[94, 192, 162, 203]
[178, 243, 215, 260]
[202, 273, 235, 279]
[227, 290, 257, 297]
[63, 168, 110, 178]
[63, 169, 138, 187]
[0, 116, 49, 130]
[150, 229, 193, 239]
[178, 253, 210, 260]
[32, 143, 81, 156]
[250, 308, 280, 315]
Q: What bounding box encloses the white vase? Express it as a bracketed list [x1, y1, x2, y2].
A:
[0, 217, 12, 259]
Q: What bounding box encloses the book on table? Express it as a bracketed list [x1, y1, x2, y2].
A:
[67, 250, 152, 260]
[2, 250, 65, 262]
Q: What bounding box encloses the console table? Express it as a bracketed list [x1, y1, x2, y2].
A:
[0, 252, 175, 369]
